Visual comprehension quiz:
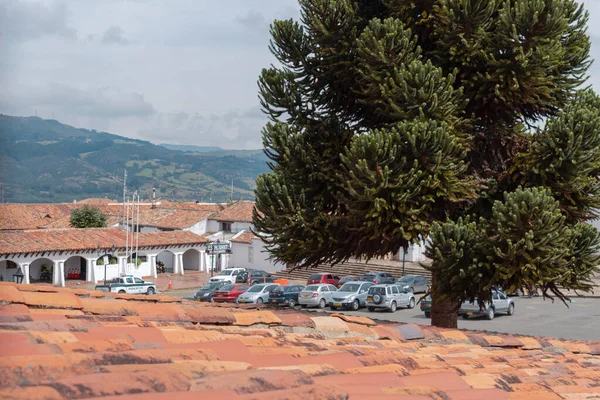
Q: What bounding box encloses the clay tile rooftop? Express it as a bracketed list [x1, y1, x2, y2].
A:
[213, 201, 258, 223]
[0, 283, 599, 400]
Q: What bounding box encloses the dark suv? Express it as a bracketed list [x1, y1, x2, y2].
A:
[245, 270, 275, 285]
[361, 272, 396, 285]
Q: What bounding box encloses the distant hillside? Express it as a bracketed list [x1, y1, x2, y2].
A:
[0, 115, 270, 203]
[159, 144, 223, 153]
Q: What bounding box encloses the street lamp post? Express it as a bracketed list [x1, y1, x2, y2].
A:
[402, 246, 407, 277]
[13, 267, 24, 284]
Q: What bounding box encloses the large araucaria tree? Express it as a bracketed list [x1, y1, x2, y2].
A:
[253, 0, 600, 327]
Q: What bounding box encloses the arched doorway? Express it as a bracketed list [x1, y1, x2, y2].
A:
[182, 249, 200, 271]
[156, 250, 175, 274]
[0, 260, 19, 282]
[29, 258, 54, 282]
[65, 256, 87, 280]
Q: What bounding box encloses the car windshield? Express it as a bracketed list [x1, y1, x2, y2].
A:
[201, 282, 222, 290]
[362, 274, 376, 281]
[283, 286, 296, 292]
[369, 287, 387, 295]
[304, 285, 319, 291]
[397, 276, 415, 283]
[247, 285, 264, 293]
[339, 283, 361, 292]
[220, 285, 234, 291]
[217, 270, 233, 276]
[308, 274, 322, 281]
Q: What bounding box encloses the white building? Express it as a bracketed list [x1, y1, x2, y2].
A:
[228, 231, 286, 272]
[0, 228, 209, 287]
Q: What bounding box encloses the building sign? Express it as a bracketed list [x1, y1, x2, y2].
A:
[206, 242, 230, 254]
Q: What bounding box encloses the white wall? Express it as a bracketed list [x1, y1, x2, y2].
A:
[206, 220, 221, 233]
[185, 219, 208, 235]
[229, 239, 285, 272]
[94, 262, 121, 281]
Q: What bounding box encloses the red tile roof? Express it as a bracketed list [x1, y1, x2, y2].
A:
[0, 204, 77, 230]
[0, 228, 208, 255]
[134, 208, 216, 229]
[231, 231, 259, 244]
[213, 201, 257, 222]
[0, 283, 598, 399]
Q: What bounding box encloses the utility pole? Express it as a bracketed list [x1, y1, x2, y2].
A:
[122, 169, 127, 227]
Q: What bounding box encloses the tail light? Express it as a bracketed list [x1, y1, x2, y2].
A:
[312, 293, 318, 298]
[374, 280, 378, 284]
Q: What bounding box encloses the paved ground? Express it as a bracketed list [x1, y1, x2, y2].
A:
[176, 290, 600, 341]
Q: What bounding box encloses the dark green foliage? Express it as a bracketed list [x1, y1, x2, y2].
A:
[255, 0, 600, 327]
[70, 205, 108, 228]
[511, 90, 600, 223]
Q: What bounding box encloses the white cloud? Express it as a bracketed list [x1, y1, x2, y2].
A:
[101, 26, 130, 45]
[0, 0, 77, 42]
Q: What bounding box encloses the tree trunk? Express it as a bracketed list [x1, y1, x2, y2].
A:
[430, 294, 458, 328]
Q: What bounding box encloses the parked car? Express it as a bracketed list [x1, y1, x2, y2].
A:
[298, 284, 339, 309]
[366, 284, 415, 312]
[236, 283, 280, 304]
[194, 281, 226, 302]
[330, 281, 373, 311]
[420, 295, 432, 318]
[396, 275, 429, 294]
[95, 275, 156, 295]
[336, 275, 362, 289]
[244, 270, 276, 285]
[268, 285, 305, 307]
[361, 272, 396, 285]
[460, 290, 515, 320]
[307, 273, 341, 286]
[209, 268, 247, 284]
[212, 284, 249, 303]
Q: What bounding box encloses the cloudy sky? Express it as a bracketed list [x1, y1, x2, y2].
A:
[0, 0, 599, 149]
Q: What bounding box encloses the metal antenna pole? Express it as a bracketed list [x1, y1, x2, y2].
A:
[135, 192, 140, 268]
[122, 170, 127, 227]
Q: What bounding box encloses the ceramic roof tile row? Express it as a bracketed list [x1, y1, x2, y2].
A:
[0, 282, 599, 399]
[212, 201, 257, 222]
[0, 228, 208, 255]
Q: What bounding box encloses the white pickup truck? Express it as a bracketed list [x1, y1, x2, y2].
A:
[209, 268, 247, 284]
[459, 290, 515, 320]
[95, 275, 157, 295]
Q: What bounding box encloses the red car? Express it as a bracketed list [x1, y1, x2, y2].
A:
[307, 273, 340, 286]
[212, 284, 249, 303]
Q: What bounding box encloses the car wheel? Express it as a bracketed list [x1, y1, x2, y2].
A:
[507, 303, 514, 316]
[389, 301, 397, 312]
[486, 307, 495, 320]
[367, 306, 375, 312]
[117, 290, 126, 294]
[318, 298, 326, 309]
[330, 305, 337, 311]
[288, 298, 296, 307]
[462, 314, 470, 320]
[257, 297, 263, 304]
[408, 298, 415, 309]
[425, 311, 431, 318]
[352, 299, 360, 311]
[146, 287, 155, 295]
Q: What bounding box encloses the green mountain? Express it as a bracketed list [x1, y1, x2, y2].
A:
[0, 115, 270, 203]
[158, 144, 223, 153]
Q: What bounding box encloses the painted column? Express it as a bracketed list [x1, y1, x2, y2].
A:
[150, 255, 157, 279]
[58, 261, 65, 287]
[176, 253, 184, 276]
[200, 250, 206, 272]
[20, 263, 30, 285]
[86, 258, 96, 283]
[118, 256, 128, 276]
[52, 260, 60, 285]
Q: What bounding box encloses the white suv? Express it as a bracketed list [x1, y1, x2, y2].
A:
[209, 268, 246, 284]
[366, 284, 415, 312]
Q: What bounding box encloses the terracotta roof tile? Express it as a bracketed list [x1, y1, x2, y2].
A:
[231, 231, 258, 244]
[0, 228, 207, 255]
[212, 201, 257, 222]
[134, 207, 216, 229]
[1, 284, 600, 399]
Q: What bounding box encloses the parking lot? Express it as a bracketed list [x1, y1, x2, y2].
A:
[178, 289, 600, 341]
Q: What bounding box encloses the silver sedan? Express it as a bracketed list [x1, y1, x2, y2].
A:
[298, 284, 338, 309]
[236, 283, 280, 304]
[329, 281, 373, 311]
